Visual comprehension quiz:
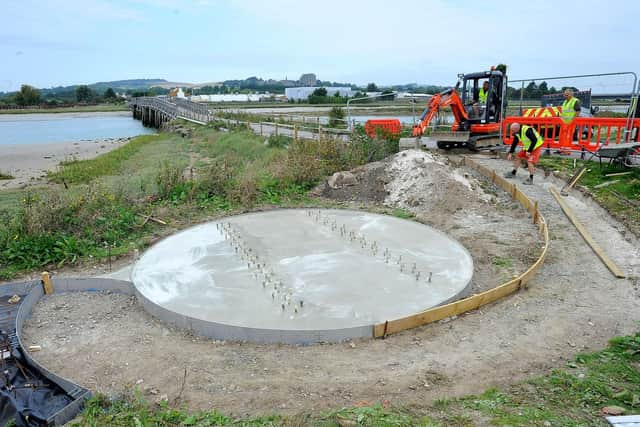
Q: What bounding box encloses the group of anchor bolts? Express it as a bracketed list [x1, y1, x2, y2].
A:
[216, 222, 304, 315]
[308, 210, 433, 284]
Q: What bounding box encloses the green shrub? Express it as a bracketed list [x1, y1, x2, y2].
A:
[155, 161, 184, 200]
[328, 106, 346, 128]
[0, 185, 141, 276]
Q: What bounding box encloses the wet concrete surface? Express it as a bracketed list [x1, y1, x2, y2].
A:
[131, 209, 473, 332]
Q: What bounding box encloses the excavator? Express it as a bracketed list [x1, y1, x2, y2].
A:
[401, 66, 507, 150]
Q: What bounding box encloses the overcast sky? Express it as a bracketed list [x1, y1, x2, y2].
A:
[2, 0, 640, 91]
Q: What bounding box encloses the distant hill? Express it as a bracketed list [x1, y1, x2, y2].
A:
[33, 79, 216, 95]
[88, 79, 169, 91]
[42, 79, 172, 95]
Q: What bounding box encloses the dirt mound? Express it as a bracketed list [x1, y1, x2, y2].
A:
[313, 160, 388, 203]
[315, 150, 491, 215]
[383, 150, 491, 215]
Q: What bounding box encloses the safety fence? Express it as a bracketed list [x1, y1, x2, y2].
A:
[502, 115, 640, 153]
[374, 156, 549, 338]
[503, 71, 639, 153]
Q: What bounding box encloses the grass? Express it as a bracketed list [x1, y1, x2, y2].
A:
[0, 104, 129, 114]
[0, 188, 35, 211]
[0, 171, 14, 180]
[48, 134, 161, 184]
[491, 256, 513, 269]
[536, 156, 640, 235]
[390, 208, 415, 219]
[70, 331, 640, 426]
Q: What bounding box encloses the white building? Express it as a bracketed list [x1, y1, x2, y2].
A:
[190, 94, 266, 102]
[285, 86, 354, 101]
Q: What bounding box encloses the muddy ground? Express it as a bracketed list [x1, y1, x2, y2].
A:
[21, 152, 640, 418]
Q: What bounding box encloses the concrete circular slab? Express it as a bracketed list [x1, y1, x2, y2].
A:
[131, 209, 473, 343]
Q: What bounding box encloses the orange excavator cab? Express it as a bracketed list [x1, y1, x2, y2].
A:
[404, 68, 507, 150]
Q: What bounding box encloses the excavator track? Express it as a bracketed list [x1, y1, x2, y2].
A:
[468, 134, 503, 151]
[434, 131, 470, 150]
[433, 131, 503, 151]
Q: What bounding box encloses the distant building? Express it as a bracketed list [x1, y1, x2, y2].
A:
[299, 73, 317, 86]
[189, 93, 281, 103]
[285, 86, 354, 101]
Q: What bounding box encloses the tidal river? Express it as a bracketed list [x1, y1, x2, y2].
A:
[0, 111, 154, 146]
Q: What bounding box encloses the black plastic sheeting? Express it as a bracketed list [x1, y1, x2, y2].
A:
[0, 339, 73, 426]
[0, 292, 75, 427]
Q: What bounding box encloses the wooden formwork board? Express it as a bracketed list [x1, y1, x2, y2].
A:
[514, 188, 534, 212]
[374, 278, 522, 337]
[493, 175, 512, 192]
[550, 187, 625, 278]
[373, 156, 549, 338]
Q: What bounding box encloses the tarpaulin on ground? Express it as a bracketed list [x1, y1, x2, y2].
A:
[0, 334, 73, 427]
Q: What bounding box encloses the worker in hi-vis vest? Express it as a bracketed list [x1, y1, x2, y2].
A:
[560, 89, 581, 123]
[504, 123, 544, 185]
[557, 88, 581, 148]
[472, 80, 489, 117]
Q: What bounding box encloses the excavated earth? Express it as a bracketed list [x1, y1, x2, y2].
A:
[21, 151, 640, 418]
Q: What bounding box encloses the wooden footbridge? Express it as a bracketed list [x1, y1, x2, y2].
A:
[130, 97, 211, 128]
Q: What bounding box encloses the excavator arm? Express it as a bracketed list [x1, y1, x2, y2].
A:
[412, 87, 469, 137]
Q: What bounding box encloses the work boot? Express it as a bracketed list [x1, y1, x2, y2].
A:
[522, 177, 534, 185]
[504, 170, 516, 179]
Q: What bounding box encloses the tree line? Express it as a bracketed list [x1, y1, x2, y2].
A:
[0, 84, 124, 107]
[506, 81, 579, 100]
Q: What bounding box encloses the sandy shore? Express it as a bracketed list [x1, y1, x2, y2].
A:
[0, 137, 132, 189]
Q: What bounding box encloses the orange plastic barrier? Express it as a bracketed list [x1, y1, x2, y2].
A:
[502, 115, 640, 153]
[365, 119, 402, 138]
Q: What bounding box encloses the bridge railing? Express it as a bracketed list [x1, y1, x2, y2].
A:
[131, 97, 211, 123]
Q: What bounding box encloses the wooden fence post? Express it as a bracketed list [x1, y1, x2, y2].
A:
[294, 125, 298, 142]
[260, 122, 263, 136]
[41, 271, 53, 295]
[275, 122, 279, 137]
